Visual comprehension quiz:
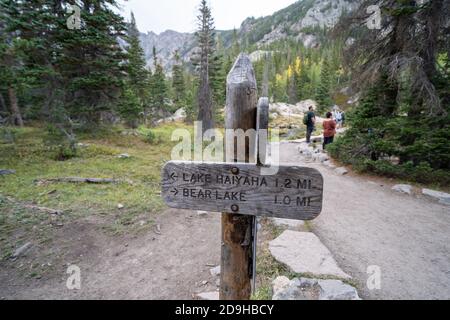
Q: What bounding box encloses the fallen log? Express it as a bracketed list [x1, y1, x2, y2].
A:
[23, 204, 62, 215]
[0, 169, 16, 176]
[35, 177, 132, 185]
[4, 196, 63, 215]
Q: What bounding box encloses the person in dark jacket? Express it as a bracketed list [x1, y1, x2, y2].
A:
[305, 106, 316, 144]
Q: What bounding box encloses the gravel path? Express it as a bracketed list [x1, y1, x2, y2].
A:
[279, 141, 450, 300]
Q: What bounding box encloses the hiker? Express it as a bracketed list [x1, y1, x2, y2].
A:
[332, 107, 343, 129]
[304, 106, 316, 144]
[322, 112, 336, 150]
[335, 109, 343, 128]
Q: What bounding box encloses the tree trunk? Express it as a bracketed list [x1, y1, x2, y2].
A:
[0, 92, 6, 113]
[8, 87, 24, 127]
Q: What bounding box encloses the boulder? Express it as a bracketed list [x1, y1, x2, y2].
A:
[272, 277, 306, 300]
[392, 184, 413, 195]
[156, 108, 186, 124]
[422, 189, 450, 206]
[272, 276, 360, 300]
[335, 167, 349, 175]
[269, 231, 350, 279]
[12, 242, 32, 259]
[318, 280, 361, 300]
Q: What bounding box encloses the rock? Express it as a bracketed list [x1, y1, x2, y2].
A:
[12, 242, 32, 259]
[269, 100, 316, 118]
[422, 189, 450, 206]
[392, 184, 413, 195]
[318, 280, 361, 300]
[296, 33, 319, 48]
[299, 277, 318, 288]
[196, 292, 219, 300]
[173, 108, 186, 120]
[0, 169, 16, 176]
[118, 153, 131, 159]
[318, 154, 329, 163]
[272, 276, 304, 300]
[156, 108, 186, 124]
[335, 167, 349, 175]
[210, 266, 221, 277]
[269, 231, 350, 279]
[272, 276, 360, 301]
[272, 218, 304, 229]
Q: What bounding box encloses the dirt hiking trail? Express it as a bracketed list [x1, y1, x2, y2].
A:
[1, 142, 449, 300]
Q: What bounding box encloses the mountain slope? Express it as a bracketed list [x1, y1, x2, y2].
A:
[140, 0, 361, 72]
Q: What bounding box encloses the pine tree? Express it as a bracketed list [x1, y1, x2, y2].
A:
[118, 87, 141, 128]
[297, 59, 310, 101]
[59, 0, 128, 123]
[172, 50, 186, 108]
[126, 12, 149, 108]
[149, 46, 169, 115]
[315, 58, 333, 114]
[195, 0, 215, 132]
[210, 53, 226, 109]
[0, 0, 53, 126]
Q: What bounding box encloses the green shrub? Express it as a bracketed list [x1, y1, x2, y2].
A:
[137, 126, 162, 145]
[43, 125, 77, 161]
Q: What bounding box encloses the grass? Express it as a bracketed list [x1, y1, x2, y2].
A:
[252, 219, 292, 300]
[0, 123, 194, 257]
[251, 218, 358, 300]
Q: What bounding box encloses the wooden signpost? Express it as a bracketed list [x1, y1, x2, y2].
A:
[161, 54, 324, 300]
[162, 162, 323, 220]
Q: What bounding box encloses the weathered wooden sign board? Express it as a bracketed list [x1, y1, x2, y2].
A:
[161, 161, 323, 221]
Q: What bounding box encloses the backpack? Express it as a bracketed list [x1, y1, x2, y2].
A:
[303, 113, 309, 125]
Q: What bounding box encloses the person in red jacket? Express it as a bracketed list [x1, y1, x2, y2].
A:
[322, 112, 336, 150]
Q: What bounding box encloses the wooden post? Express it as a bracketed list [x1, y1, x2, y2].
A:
[220, 53, 257, 300]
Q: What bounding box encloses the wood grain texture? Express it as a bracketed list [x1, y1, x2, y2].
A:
[161, 161, 324, 221]
[222, 53, 257, 300]
[256, 97, 269, 165]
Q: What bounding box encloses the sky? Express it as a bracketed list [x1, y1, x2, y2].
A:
[118, 0, 299, 34]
